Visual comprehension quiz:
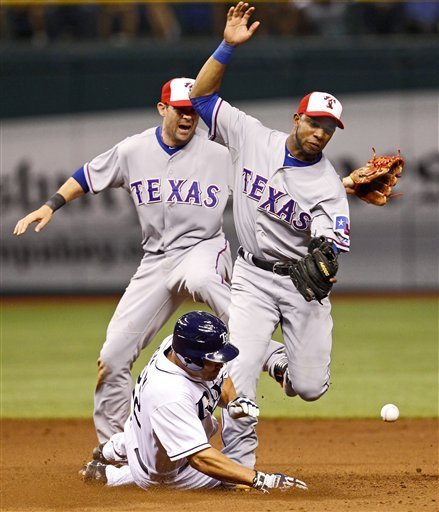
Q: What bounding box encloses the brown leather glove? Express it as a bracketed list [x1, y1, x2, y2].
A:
[349, 149, 404, 206]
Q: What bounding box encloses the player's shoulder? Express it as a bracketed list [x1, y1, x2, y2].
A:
[147, 372, 198, 412]
[320, 154, 342, 178]
[193, 128, 226, 148]
[248, 116, 288, 146]
[191, 127, 230, 156]
[117, 127, 157, 148]
[319, 155, 347, 194]
[146, 340, 201, 398]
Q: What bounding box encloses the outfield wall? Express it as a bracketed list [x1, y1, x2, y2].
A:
[1, 38, 437, 119]
[1, 90, 438, 293]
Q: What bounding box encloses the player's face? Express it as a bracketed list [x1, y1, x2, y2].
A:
[158, 102, 199, 147]
[198, 360, 224, 381]
[290, 114, 336, 161]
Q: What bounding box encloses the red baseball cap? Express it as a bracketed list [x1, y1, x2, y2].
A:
[297, 91, 344, 129]
[161, 77, 195, 107]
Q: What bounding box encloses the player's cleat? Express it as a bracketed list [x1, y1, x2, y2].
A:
[272, 359, 288, 385]
[271, 360, 296, 397]
[79, 460, 108, 484]
[92, 443, 111, 464]
[92, 439, 127, 466]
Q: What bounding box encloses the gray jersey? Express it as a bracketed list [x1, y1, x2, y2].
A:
[209, 98, 350, 261]
[84, 127, 232, 254]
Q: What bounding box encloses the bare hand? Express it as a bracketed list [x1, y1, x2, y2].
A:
[13, 205, 53, 236]
[224, 2, 260, 46]
[342, 176, 356, 195]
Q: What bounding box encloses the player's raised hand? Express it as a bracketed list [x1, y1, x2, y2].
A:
[13, 205, 54, 236]
[224, 2, 260, 46]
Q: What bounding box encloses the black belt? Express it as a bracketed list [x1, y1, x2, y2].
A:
[238, 247, 296, 276]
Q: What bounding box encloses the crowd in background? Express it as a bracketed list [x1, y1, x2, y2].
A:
[1, 1, 438, 45]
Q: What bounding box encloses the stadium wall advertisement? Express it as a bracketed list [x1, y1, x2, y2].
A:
[2, 90, 438, 293]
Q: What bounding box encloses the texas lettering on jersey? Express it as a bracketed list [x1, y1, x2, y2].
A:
[130, 178, 221, 208]
[242, 168, 311, 231]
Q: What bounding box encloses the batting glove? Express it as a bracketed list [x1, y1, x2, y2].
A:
[251, 471, 308, 493]
[227, 397, 259, 419]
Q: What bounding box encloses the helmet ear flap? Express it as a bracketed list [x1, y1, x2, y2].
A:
[175, 352, 204, 371]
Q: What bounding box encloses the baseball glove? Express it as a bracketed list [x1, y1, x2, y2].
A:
[349, 149, 404, 206]
[289, 236, 338, 304]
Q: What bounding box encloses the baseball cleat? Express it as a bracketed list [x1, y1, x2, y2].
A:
[92, 440, 127, 466]
[79, 460, 108, 484]
[272, 359, 288, 385]
[271, 360, 296, 397]
[92, 443, 109, 464]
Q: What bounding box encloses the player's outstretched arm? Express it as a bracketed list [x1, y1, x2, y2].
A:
[188, 447, 255, 486]
[188, 447, 307, 492]
[13, 177, 85, 236]
[190, 2, 260, 98]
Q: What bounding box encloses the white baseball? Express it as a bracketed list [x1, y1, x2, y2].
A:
[380, 403, 399, 422]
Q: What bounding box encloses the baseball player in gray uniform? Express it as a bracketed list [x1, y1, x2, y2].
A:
[80, 311, 308, 493]
[13, 76, 287, 443]
[190, 2, 351, 469]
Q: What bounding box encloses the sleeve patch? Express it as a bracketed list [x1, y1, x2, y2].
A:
[334, 215, 350, 237]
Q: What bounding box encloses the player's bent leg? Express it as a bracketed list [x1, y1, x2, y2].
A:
[286, 363, 330, 401]
[105, 464, 136, 487]
[94, 372, 132, 443]
[98, 432, 127, 464]
[124, 432, 221, 490]
[126, 465, 221, 491]
[83, 461, 221, 490]
[170, 465, 222, 490]
[262, 340, 290, 385]
[279, 281, 333, 402]
[174, 235, 233, 323]
[80, 460, 134, 486]
[221, 258, 280, 469]
[94, 254, 184, 442]
[220, 343, 266, 469]
[221, 409, 259, 469]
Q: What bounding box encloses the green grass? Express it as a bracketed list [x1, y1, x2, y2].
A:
[260, 298, 438, 418]
[1, 297, 437, 419]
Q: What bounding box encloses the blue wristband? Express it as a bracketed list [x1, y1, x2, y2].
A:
[212, 40, 235, 65]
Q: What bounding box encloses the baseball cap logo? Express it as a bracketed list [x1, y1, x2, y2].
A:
[324, 95, 336, 110]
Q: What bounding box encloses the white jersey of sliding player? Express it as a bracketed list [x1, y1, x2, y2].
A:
[124, 336, 226, 482]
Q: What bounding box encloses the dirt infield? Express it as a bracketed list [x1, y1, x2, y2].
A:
[2, 418, 437, 512]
